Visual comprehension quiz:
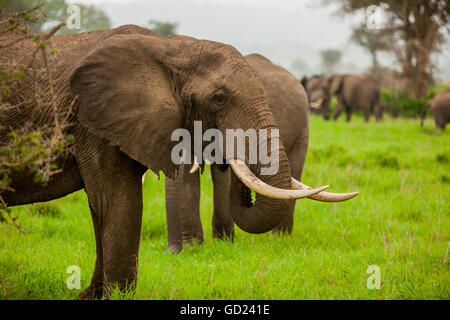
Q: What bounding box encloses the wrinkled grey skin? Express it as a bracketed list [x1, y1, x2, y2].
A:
[1, 26, 295, 298]
[428, 90, 450, 130]
[304, 74, 382, 122]
[164, 54, 309, 252]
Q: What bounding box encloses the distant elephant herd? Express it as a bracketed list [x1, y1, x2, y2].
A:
[0, 25, 448, 299]
[301, 74, 383, 122]
[301, 74, 450, 129]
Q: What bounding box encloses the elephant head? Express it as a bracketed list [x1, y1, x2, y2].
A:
[69, 34, 327, 234]
[303, 75, 331, 120]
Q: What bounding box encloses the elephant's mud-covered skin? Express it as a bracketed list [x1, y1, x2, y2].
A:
[0, 25, 296, 298]
[429, 90, 450, 130]
[164, 53, 310, 249]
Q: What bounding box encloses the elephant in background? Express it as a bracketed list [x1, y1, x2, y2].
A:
[1, 25, 329, 298]
[303, 74, 382, 122]
[301, 75, 331, 120]
[163, 54, 359, 252]
[428, 90, 450, 130]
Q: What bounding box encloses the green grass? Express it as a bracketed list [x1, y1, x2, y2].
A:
[1, 115, 449, 300]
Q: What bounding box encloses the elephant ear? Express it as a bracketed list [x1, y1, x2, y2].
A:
[328, 74, 343, 96]
[70, 34, 185, 179]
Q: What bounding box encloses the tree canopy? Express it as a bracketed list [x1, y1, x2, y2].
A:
[320, 49, 342, 75]
[0, 0, 111, 33]
[147, 20, 178, 36]
[325, 0, 450, 98]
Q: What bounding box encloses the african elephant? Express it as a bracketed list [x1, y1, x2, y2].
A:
[428, 90, 450, 129]
[303, 74, 382, 122]
[1, 25, 329, 299]
[163, 54, 359, 252]
[301, 75, 331, 120]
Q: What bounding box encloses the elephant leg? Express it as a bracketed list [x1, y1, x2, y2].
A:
[333, 95, 345, 121]
[165, 163, 203, 253]
[78, 204, 104, 300]
[76, 139, 146, 298]
[374, 104, 382, 122]
[211, 164, 234, 240]
[165, 172, 184, 253]
[181, 164, 203, 246]
[273, 133, 308, 235]
[362, 107, 370, 122]
[346, 105, 353, 122]
[435, 117, 447, 130]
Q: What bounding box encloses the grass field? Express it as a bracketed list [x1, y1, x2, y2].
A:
[0, 115, 449, 300]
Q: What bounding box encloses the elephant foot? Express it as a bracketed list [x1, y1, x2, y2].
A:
[182, 233, 204, 246]
[78, 284, 104, 300]
[166, 243, 183, 254]
[212, 224, 235, 241]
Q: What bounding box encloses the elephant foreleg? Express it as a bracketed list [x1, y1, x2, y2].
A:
[76, 139, 146, 298]
[374, 104, 383, 122]
[165, 170, 184, 253]
[346, 105, 354, 122]
[333, 95, 345, 121]
[165, 163, 203, 253]
[362, 108, 370, 122]
[211, 164, 234, 240]
[78, 204, 104, 300]
[181, 166, 203, 245]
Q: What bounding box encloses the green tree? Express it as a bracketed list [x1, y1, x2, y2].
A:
[291, 58, 310, 78]
[351, 23, 392, 68]
[147, 19, 178, 36]
[323, 0, 450, 99]
[320, 49, 342, 75]
[0, 0, 111, 33]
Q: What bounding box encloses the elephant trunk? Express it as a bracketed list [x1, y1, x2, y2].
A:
[218, 102, 323, 234]
[227, 138, 293, 234]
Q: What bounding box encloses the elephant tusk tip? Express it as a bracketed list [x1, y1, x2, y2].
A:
[189, 154, 200, 174]
[349, 191, 360, 198]
[317, 185, 330, 192]
[189, 163, 200, 174]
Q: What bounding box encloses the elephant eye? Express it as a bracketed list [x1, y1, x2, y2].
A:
[213, 93, 227, 106]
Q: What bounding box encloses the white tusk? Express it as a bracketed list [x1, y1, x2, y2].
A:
[189, 154, 200, 174]
[229, 159, 329, 200]
[310, 97, 323, 109]
[291, 177, 359, 202]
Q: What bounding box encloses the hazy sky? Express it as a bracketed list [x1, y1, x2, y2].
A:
[70, 0, 450, 81]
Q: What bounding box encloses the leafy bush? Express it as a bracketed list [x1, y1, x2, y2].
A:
[0, 5, 71, 231]
[382, 84, 450, 118]
[381, 90, 428, 118]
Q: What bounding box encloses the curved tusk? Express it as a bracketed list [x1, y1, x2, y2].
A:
[229, 159, 329, 200]
[189, 154, 200, 174]
[310, 97, 323, 109]
[291, 177, 359, 202]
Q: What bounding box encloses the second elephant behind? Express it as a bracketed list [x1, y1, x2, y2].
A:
[162, 54, 359, 252]
[304, 74, 383, 122]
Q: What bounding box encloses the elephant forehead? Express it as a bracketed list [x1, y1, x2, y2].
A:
[196, 41, 246, 71]
[308, 78, 326, 90]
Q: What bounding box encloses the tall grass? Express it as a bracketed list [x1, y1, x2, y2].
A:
[0, 115, 448, 300]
